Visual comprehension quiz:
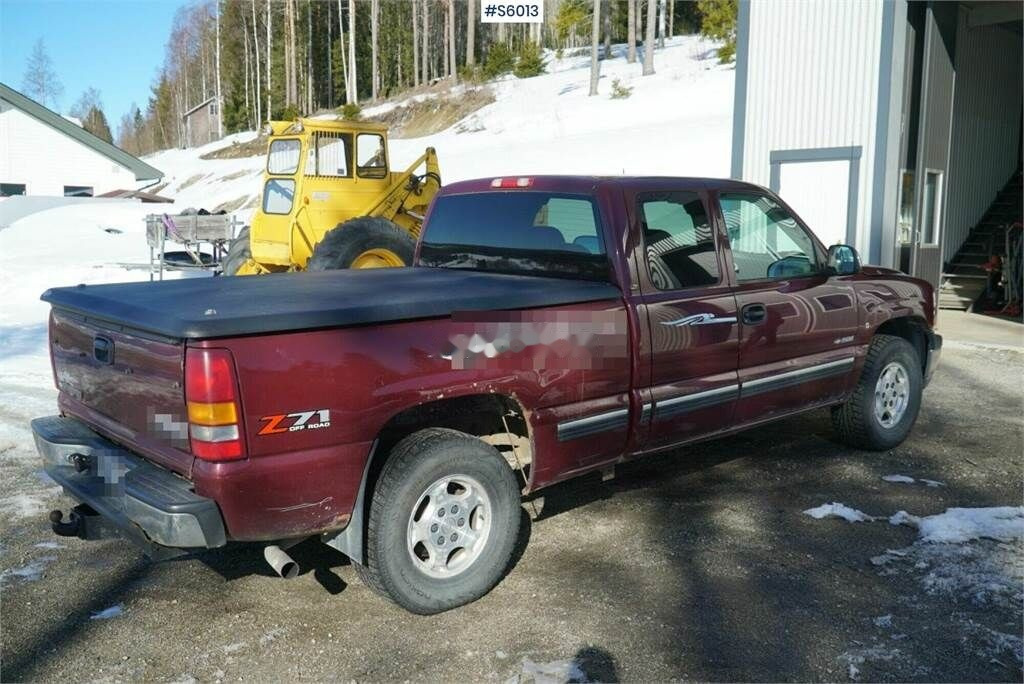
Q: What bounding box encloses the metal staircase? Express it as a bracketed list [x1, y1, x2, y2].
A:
[938, 170, 1023, 310]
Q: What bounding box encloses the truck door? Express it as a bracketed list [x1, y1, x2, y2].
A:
[715, 190, 860, 425]
[633, 187, 741, 453]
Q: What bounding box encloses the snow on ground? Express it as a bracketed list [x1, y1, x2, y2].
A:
[803, 502, 877, 523]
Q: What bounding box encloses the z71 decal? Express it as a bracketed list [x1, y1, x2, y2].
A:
[258, 409, 331, 435]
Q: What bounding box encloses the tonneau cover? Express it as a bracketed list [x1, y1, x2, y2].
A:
[41, 268, 621, 339]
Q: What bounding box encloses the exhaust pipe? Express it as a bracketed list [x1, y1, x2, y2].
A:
[264, 544, 300, 579]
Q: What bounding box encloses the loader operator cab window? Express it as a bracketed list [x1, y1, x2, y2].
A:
[357, 133, 388, 179]
[305, 132, 351, 177]
[267, 139, 300, 175]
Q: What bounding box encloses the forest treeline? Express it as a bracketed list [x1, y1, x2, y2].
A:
[22, 0, 737, 156]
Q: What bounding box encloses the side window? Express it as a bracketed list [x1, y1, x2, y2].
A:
[720, 193, 819, 281]
[638, 192, 719, 290]
[305, 132, 351, 177]
[267, 139, 300, 175]
[356, 133, 387, 179]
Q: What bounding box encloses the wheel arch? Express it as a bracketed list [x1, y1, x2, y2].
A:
[874, 315, 930, 374]
[324, 393, 531, 565]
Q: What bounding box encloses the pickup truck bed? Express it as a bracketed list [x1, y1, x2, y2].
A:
[42, 268, 621, 339]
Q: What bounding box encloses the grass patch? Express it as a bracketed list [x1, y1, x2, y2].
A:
[178, 174, 207, 190]
[200, 136, 268, 160]
[364, 86, 494, 139]
[212, 196, 251, 213]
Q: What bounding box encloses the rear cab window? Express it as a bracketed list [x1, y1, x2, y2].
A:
[419, 191, 609, 281]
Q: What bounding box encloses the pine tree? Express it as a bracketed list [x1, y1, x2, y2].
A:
[697, 0, 738, 63]
[588, 0, 600, 96]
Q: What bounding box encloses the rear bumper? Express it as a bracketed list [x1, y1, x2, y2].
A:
[32, 415, 226, 552]
[924, 330, 943, 386]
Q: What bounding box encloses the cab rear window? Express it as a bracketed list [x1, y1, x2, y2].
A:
[420, 192, 609, 281]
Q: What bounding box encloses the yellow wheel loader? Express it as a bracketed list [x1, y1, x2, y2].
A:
[225, 119, 441, 275]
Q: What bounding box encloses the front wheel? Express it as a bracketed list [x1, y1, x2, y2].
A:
[832, 334, 923, 450]
[306, 217, 415, 270]
[355, 428, 521, 614]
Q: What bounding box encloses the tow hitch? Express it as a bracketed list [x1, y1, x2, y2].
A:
[48, 504, 118, 540]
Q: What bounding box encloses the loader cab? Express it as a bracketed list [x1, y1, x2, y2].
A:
[249, 119, 394, 271]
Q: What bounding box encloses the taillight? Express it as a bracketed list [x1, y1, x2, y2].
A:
[185, 347, 244, 462]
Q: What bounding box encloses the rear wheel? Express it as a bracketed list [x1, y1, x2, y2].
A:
[354, 428, 521, 614]
[222, 226, 252, 276]
[306, 217, 414, 270]
[832, 334, 923, 450]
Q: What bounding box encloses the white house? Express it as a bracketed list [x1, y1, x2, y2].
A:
[0, 82, 162, 198]
[731, 0, 1022, 308]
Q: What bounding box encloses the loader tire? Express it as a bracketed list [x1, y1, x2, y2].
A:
[222, 226, 252, 276]
[306, 217, 414, 270]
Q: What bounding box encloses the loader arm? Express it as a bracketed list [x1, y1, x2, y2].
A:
[359, 147, 441, 237]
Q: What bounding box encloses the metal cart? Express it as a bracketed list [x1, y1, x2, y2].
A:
[146, 213, 241, 281]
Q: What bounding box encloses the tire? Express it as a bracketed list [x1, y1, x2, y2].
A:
[831, 334, 923, 451]
[222, 226, 251, 276]
[306, 217, 415, 270]
[355, 428, 521, 614]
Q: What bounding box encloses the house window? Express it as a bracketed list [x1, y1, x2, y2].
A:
[1, 183, 26, 197]
[64, 186, 94, 197]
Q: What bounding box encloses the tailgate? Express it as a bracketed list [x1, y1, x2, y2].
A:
[49, 308, 195, 476]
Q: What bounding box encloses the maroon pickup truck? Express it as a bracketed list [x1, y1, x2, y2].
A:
[33, 176, 941, 613]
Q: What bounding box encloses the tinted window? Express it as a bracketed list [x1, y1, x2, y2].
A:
[0, 183, 26, 197]
[639, 192, 718, 289]
[64, 185, 93, 197]
[420, 192, 608, 280]
[720, 193, 819, 281]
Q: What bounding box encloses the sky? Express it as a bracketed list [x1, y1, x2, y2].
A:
[0, 0, 186, 128]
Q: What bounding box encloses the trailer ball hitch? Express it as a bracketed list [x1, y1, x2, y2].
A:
[49, 509, 84, 537]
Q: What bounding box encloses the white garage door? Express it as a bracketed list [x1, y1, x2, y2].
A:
[777, 159, 851, 248]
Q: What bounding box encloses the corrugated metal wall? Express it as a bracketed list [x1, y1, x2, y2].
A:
[943, 12, 1023, 258]
[738, 0, 885, 258]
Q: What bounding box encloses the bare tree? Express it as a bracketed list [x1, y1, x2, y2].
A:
[348, 0, 358, 104]
[603, 0, 612, 59]
[371, 0, 380, 100]
[412, 0, 420, 86]
[266, 0, 272, 121]
[669, 0, 675, 38]
[215, 2, 223, 137]
[22, 38, 63, 108]
[627, 0, 636, 63]
[657, 0, 666, 49]
[251, 0, 262, 126]
[421, 0, 429, 85]
[447, 0, 456, 80]
[642, 0, 656, 75]
[307, 0, 313, 112]
[337, 0, 349, 104]
[466, 0, 476, 67]
[588, 0, 600, 96]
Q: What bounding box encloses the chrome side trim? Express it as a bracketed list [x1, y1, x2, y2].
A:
[741, 357, 855, 397]
[654, 384, 739, 420]
[557, 408, 629, 441]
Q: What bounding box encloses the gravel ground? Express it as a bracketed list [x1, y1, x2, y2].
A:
[1, 345, 1022, 682]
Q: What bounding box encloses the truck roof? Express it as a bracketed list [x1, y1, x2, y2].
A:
[438, 175, 768, 196]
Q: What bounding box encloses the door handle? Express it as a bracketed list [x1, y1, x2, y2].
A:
[742, 303, 767, 325]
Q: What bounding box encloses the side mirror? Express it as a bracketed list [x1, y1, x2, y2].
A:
[827, 244, 861, 275]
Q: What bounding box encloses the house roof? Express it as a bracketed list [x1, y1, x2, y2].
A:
[0, 82, 163, 182]
[182, 97, 216, 118]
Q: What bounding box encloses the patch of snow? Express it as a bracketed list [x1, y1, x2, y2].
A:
[917, 507, 1024, 544]
[804, 502, 877, 523]
[920, 479, 946, 488]
[222, 642, 247, 654]
[33, 541, 65, 549]
[889, 510, 920, 528]
[90, 604, 125, 620]
[0, 555, 57, 586]
[0, 488, 63, 519]
[511, 657, 587, 684]
[882, 474, 916, 483]
[873, 614, 893, 628]
[839, 645, 902, 682]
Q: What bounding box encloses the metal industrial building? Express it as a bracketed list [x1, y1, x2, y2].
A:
[731, 0, 1022, 308]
